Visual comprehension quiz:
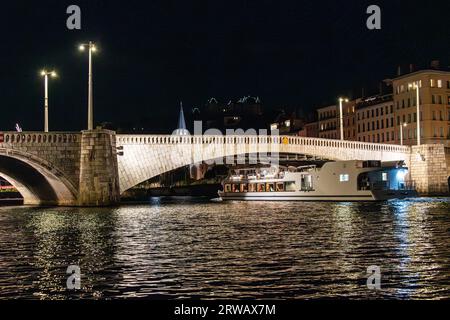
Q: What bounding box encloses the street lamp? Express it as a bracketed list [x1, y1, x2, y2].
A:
[338, 97, 349, 141]
[79, 41, 97, 130]
[400, 122, 407, 146]
[408, 82, 421, 146]
[40, 69, 57, 132]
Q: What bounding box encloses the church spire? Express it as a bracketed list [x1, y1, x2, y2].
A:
[174, 101, 189, 135]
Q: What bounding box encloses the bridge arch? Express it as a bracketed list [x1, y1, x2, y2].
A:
[0, 149, 78, 205]
[116, 135, 411, 193]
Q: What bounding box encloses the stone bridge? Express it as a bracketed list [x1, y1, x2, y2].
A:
[0, 129, 448, 206]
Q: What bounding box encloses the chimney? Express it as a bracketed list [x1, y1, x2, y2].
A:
[409, 64, 414, 73]
[379, 82, 383, 95]
[397, 65, 402, 76]
[430, 60, 440, 69]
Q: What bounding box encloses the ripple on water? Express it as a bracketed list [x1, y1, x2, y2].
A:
[0, 197, 449, 299]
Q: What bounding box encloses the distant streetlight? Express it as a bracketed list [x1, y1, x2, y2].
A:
[40, 69, 57, 132]
[79, 41, 97, 130]
[408, 82, 421, 146]
[400, 122, 407, 146]
[338, 97, 349, 141]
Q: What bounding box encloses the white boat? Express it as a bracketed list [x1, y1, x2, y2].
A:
[218, 160, 417, 201]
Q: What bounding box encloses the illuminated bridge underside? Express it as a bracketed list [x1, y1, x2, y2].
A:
[0, 149, 77, 205]
[117, 135, 410, 193]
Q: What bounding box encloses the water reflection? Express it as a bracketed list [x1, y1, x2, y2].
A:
[0, 198, 449, 299]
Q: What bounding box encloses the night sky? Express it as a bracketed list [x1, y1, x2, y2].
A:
[1, 0, 450, 132]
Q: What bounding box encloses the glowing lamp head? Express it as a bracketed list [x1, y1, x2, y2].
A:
[91, 45, 97, 52]
[40, 70, 46, 76]
[403, 123, 407, 127]
[79, 45, 85, 51]
[51, 71, 57, 78]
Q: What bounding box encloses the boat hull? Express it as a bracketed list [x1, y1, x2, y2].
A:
[218, 189, 417, 202]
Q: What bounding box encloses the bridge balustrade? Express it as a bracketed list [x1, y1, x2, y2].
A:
[115, 134, 410, 154]
[0, 132, 80, 145]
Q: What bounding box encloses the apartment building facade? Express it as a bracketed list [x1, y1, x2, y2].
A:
[392, 70, 450, 147]
[356, 94, 396, 144]
[317, 100, 357, 140]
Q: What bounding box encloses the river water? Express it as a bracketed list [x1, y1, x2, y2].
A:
[0, 197, 449, 300]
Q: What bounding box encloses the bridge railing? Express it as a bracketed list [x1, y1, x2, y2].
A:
[0, 132, 81, 145]
[116, 134, 411, 154]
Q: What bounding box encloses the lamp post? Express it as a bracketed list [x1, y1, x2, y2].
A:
[339, 97, 349, 141]
[409, 82, 421, 146]
[79, 41, 97, 130]
[400, 122, 407, 146]
[40, 70, 57, 132]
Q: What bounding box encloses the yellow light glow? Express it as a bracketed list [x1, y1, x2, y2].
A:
[51, 71, 57, 78]
[79, 45, 85, 51]
[40, 70, 46, 76]
[91, 46, 97, 52]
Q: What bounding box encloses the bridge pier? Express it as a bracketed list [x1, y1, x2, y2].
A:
[409, 144, 450, 196]
[78, 129, 120, 206]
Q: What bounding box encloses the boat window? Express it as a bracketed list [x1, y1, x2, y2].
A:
[232, 184, 239, 192]
[224, 184, 231, 193]
[358, 173, 371, 190]
[276, 183, 285, 192]
[363, 161, 381, 168]
[339, 174, 350, 182]
[266, 183, 275, 192]
[300, 175, 314, 191]
[285, 182, 296, 192]
[257, 183, 266, 192]
[240, 184, 248, 192]
[248, 184, 256, 192]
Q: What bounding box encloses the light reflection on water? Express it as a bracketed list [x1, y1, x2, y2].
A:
[0, 198, 449, 299]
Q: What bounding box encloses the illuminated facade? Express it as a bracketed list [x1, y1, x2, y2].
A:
[317, 100, 357, 140]
[392, 69, 450, 147]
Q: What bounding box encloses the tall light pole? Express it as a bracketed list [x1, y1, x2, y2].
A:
[40, 69, 57, 132]
[409, 82, 421, 146]
[338, 97, 349, 141]
[79, 41, 97, 130]
[400, 122, 407, 146]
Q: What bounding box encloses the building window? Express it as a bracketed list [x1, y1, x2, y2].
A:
[440, 127, 444, 137]
[432, 110, 436, 120]
[430, 79, 435, 88]
[382, 172, 388, 182]
[413, 113, 417, 122]
[408, 114, 412, 123]
[437, 79, 443, 88]
[387, 132, 390, 141]
[340, 174, 349, 182]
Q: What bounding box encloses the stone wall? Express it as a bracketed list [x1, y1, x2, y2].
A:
[409, 144, 449, 195]
[78, 129, 120, 206]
